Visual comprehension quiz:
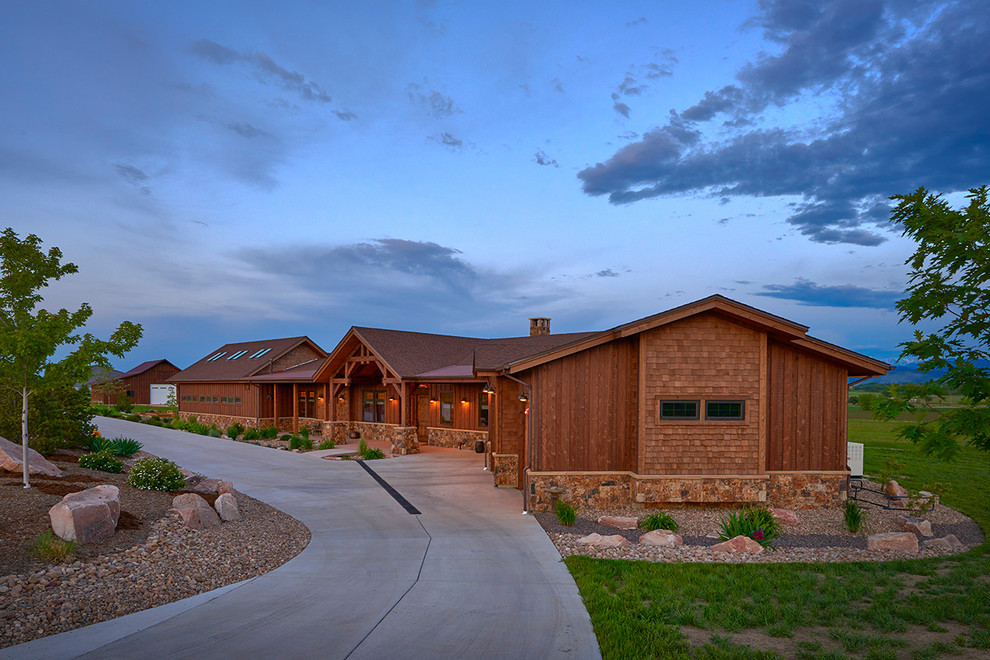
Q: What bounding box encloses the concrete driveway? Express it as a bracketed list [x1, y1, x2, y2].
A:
[3, 419, 600, 659]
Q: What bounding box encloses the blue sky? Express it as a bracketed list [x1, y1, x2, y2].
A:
[2, 0, 987, 369]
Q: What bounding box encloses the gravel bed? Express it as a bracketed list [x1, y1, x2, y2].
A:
[0, 457, 310, 650]
[537, 490, 983, 564]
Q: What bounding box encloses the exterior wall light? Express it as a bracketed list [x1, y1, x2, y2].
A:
[518, 393, 529, 403]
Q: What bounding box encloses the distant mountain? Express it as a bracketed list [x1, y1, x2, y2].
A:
[854, 359, 990, 386]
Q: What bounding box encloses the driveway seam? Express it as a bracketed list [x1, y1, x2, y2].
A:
[343, 517, 433, 659]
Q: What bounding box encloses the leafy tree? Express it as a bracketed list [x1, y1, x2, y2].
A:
[0, 229, 142, 486]
[873, 186, 990, 459]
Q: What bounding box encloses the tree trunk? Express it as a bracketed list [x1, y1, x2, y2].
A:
[21, 383, 30, 488]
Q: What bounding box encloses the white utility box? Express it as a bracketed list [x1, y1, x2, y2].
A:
[847, 441, 864, 478]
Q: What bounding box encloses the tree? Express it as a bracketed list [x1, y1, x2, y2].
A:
[873, 186, 990, 460]
[0, 229, 142, 487]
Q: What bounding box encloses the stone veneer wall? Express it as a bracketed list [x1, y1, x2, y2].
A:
[428, 427, 488, 450]
[180, 413, 275, 431]
[527, 471, 847, 512]
[323, 421, 420, 454]
[492, 453, 519, 487]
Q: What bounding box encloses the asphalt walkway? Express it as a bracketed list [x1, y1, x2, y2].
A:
[2, 418, 600, 659]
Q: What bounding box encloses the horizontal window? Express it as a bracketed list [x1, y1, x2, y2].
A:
[706, 400, 745, 420]
[659, 400, 699, 420]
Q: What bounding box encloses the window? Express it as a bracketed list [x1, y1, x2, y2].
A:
[200, 396, 206, 403]
[234, 397, 241, 405]
[363, 391, 385, 423]
[706, 400, 745, 420]
[478, 392, 489, 427]
[298, 390, 316, 418]
[206, 351, 227, 362]
[659, 400, 699, 420]
[126, 390, 135, 398]
[249, 348, 272, 359]
[440, 392, 454, 425]
[226, 350, 248, 360]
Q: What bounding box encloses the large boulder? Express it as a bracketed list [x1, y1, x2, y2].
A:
[576, 533, 631, 549]
[897, 515, 933, 537]
[191, 478, 234, 496]
[884, 480, 909, 499]
[0, 436, 62, 477]
[770, 508, 801, 527]
[639, 530, 683, 547]
[48, 485, 120, 543]
[172, 493, 221, 529]
[710, 535, 764, 554]
[214, 493, 241, 522]
[597, 515, 638, 530]
[867, 532, 919, 553]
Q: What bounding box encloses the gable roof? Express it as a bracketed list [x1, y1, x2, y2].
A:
[115, 359, 179, 380]
[86, 366, 122, 387]
[168, 336, 326, 383]
[501, 295, 890, 377]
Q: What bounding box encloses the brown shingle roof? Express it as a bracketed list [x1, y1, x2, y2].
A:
[167, 337, 326, 382]
[116, 359, 179, 380]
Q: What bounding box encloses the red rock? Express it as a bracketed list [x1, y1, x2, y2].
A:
[884, 480, 909, 499]
[898, 516, 933, 537]
[710, 535, 764, 554]
[48, 485, 120, 543]
[172, 493, 221, 529]
[214, 493, 241, 522]
[867, 532, 918, 553]
[943, 534, 965, 550]
[639, 530, 683, 547]
[0, 435, 62, 477]
[770, 508, 801, 526]
[192, 478, 234, 495]
[576, 533, 631, 548]
[597, 515, 638, 530]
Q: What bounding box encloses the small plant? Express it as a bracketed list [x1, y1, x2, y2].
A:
[317, 439, 335, 450]
[208, 428, 222, 438]
[844, 499, 864, 534]
[289, 435, 303, 450]
[125, 413, 142, 422]
[280, 434, 292, 442]
[78, 449, 124, 473]
[640, 511, 679, 532]
[243, 427, 260, 441]
[553, 499, 577, 526]
[359, 438, 368, 455]
[127, 456, 186, 491]
[31, 530, 76, 563]
[873, 456, 905, 489]
[362, 447, 386, 460]
[260, 426, 279, 439]
[109, 437, 142, 457]
[88, 435, 114, 453]
[717, 506, 781, 547]
[226, 422, 245, 440]
[299, 426, 309, 440]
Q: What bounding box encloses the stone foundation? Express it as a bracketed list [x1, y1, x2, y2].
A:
[492, 453, 519, 488]
[176, 413, 276, 432]
[323, 421, 420, 454]
[526, 471, 848, 512]
[390, 426, 419, 455]
[427, 427, 488, 450]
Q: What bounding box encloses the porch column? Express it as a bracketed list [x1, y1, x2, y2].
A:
[273, 385, 279, 428]
[292, 383, 299, 433]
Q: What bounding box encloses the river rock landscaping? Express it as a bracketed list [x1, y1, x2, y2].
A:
[0, 448, 309, 650]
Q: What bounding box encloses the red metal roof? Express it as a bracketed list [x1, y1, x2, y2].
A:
[168, 337, 326, 382]
[116, 359, 179, 380]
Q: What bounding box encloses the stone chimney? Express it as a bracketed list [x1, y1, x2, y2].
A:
[529, 317, 551, 336]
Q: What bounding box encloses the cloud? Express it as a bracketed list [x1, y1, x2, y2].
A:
[755, 279, 901, 309]
[534, 150, 558, 167]
[612, 101, 631, 118]
[333, 110, 357, 121]
[113, 163, 148, 184]
[224, 122, 269, 139]
[406, 83, 461, 118]
[430, 132, 463, 150]
[626, 17, 648, 27]
[595, 269, 620, 278]
[577, 0, 990, 246]
[189, 39, 332, 103]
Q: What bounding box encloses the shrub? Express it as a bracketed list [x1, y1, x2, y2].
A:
[359, 438, 368, 455]
[361, 447, 385, 460]
[108, 437, 142, 457]
[141, 417, 163, 426]
[299, 426, 309, 440]
[31, 530, 76, 563]
[243, 427, 260, 441]
[125, 413, 142, 423]
[844, 499, 864, 534]
[640, 511, 679, 532]
[127, 456, 186, 491]
[113, 392, 133, 414]
[88, 435, 114, 453]
[260, 426, 278, 439]
[280, 434, 292, 442]
[78, 449, 123, 473]
[226, 423, 245, 440]
[186, 415, 198, 425]
[553, 499, 577, 526]
[317, 439, 335, 450]
[208, 428, 222, 438]
[717, 506, 781, 547]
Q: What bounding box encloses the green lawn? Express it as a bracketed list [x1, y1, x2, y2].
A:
[566, 416, 990, 659]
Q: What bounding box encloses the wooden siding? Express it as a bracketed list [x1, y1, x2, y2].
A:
[92, 362, 180, 405]
[640, 314, 763, 476]
[527, 337, 638, 473]
[767, 340, 848, 471]
[176, 382, 260, 418]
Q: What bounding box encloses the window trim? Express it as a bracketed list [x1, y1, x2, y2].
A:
[439, 392, 454, 425]
[705, 400, 746, 421]
[478, 391, 489, 428]
[659, 399, 700, 421]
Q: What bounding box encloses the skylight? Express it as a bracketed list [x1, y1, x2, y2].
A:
[226, 350, 249, 360]
[206, 351, 227, 362]
[249, 348, 272, 359]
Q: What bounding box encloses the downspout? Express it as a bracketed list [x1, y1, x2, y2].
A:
[501, 372, 533, 514]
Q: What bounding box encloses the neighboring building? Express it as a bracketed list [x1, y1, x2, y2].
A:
[89, 360, 180, 406]
[167, 337, 328, 430]
[170, 296, 890, 510]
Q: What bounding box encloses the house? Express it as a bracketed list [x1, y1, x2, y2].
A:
[169, 296, 889, 510]
[167, 337, 327, 430]
[89, 359, 181, 406]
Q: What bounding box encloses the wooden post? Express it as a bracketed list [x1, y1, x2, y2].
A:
[292, 383, 299, 433]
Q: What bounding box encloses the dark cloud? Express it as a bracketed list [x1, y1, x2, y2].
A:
[595, 269, 620, 278]
[430, 132, 463, 150]
[406, 83, 461, 118]
[534, 150, 558, 167]
[642, 62, 673, 79]
[333, 110, 358, 121]
[578, 0, 990, 246]
[552, 78, 564, 93]
[612, 101, 631, 118]
[189, 39, 332, 103]
[224, 122, 268, 139]
[113, 163, 148, 184]
[755, 279, 901, 309]
[626, 17, 648, 27]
